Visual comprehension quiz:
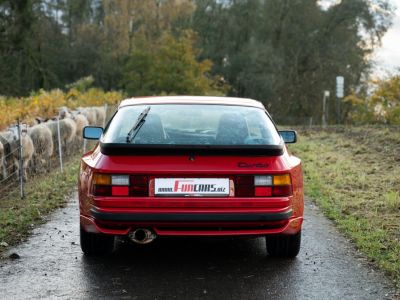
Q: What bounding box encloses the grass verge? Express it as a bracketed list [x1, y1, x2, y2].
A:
[0, 157, 80, 257]
[289, 126, 400, 287]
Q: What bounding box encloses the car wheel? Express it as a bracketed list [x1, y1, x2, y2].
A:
[80, 226, 115, 256]
[266, 231, 301, 258]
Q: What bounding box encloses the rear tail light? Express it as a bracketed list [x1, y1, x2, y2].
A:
[130, 175, 149, 196]
[111, 175, 130, 185]
[235, 174, 292, 197]
[93, 184, 111, 196]
[93, 173, 111, 185]
[272, 185, 293, 196]
[254, 175, 272, 186]
[92, 174, 148, 197]
[255, 186, 272, 197]
[235, 176, 254, 197]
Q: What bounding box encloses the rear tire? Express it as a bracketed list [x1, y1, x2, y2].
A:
[266, 231, 301, 258]
[80, 226, 115, 256]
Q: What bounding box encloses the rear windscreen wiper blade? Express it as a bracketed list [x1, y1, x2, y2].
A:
[126, 106, 151, 143]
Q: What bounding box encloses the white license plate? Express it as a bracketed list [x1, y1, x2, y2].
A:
[155, 178, 229, 196]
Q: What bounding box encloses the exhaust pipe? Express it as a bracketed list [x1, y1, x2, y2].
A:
[129, 228, 157, 244]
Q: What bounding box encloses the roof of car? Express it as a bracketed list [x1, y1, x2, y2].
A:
[119, 96, 265, 109]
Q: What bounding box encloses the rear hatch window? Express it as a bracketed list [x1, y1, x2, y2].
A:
[103, 104, 281, 146]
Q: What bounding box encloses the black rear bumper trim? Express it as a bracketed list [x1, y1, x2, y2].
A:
[90, 209, 292, 222]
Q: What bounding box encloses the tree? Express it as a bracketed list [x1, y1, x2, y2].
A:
[0, 0, 38, 95]
[192, 0, 393, 123]
[121, 30, 226, 96]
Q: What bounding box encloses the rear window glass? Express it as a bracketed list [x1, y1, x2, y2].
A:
[103, 104, 281, 146]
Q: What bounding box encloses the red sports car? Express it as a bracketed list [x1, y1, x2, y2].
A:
[79, 96, 303, 257]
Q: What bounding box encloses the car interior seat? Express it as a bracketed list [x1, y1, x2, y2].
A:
[215, 113, 249, 145]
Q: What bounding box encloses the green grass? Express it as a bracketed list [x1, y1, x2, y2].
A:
[0, 157, 80, 257]
[289, 126, 400, 287]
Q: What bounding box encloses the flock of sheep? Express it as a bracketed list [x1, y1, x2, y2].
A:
[0, 106, 107, 182]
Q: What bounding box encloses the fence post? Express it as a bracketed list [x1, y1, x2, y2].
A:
[103, 103, 108, 128]
[57, 117, 63, 172]
[322, 90, 329, 128]
[17, 119, 24, 199]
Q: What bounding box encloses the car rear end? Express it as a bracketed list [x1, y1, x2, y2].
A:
[79, 97, 303, 257]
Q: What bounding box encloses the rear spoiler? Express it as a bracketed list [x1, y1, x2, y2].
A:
[100, 142, 284, 156]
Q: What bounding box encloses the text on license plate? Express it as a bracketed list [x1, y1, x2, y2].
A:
[155, 178, 229, 196]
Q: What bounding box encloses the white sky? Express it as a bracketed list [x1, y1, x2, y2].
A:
[374, 0, 400, 74]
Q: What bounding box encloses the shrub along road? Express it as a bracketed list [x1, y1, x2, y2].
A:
[0, 193, 397, 299]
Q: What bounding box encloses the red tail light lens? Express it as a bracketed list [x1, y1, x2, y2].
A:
[272, 185, 292, 197]
[130, 185, 148, 196]
[235, 176, 254, 197]
[235, 174, 292, 197]
[235, 176, 253, 185]
[92, 174, 149, 197]
[131, 175, 148, 185]
[255, 186, 272, 197]
[112, 186, 129, 196]
[130, 175, 149, 196]
[93, 185, 111, 196]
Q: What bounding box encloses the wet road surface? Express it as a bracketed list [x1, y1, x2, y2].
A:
[0, 193, 397, 300]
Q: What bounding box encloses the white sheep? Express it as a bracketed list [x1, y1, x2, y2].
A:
[45, 117, 77, 155]
[0, 140, 5, 179]
[77, 107, 97, 125]
[59, 106, 72, 119]
[0, 127, 34, 180]
[0, 131, 16, 179]
[63, 118, 77, 144]
[72, 113, 89, 140]
[93, 106, 106, 127]
[20, 133, 34, 180]
[28, 124, 54, 172]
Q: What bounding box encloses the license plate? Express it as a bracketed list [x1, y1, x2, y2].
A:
[155, 178, 229, 196]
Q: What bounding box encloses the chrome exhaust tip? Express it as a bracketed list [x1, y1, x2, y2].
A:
[129, 228, 157, 244]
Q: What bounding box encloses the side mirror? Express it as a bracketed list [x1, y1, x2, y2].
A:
[279, 130, 297, 143]
[83, 126, 103, 140]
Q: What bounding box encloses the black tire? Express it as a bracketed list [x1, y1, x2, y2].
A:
[80, 226, 115, 256]
[266, 231, 301, 258]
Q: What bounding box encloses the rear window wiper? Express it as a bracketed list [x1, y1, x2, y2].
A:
[126, 106, 151, 143]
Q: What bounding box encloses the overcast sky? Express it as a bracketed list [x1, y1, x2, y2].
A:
[374, 0, 400, 74]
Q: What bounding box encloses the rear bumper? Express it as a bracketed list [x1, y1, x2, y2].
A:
[81, 208, 302, 237]
[90, 208, 292, 222]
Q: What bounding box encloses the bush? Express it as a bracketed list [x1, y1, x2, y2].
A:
[345, 75, 400, 125]
[0, 87, 124, 129]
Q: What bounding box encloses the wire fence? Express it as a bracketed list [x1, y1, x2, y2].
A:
[0, 104, 117, 200]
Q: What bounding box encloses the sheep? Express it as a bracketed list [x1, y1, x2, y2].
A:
[44, 117, 77, 156]
[59, 106, 72, 119]
[0, 127, 34, 180]
[28, 124, 54, 172]
[77, 107, 97, 125]
[62, 118, 77, 144]
[20, 132, 34, 180]
[93, 106, 106, 127]
[72, 113, 89, 140]
[0, 131, 18, 178]
[0, 140, 5, 179]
